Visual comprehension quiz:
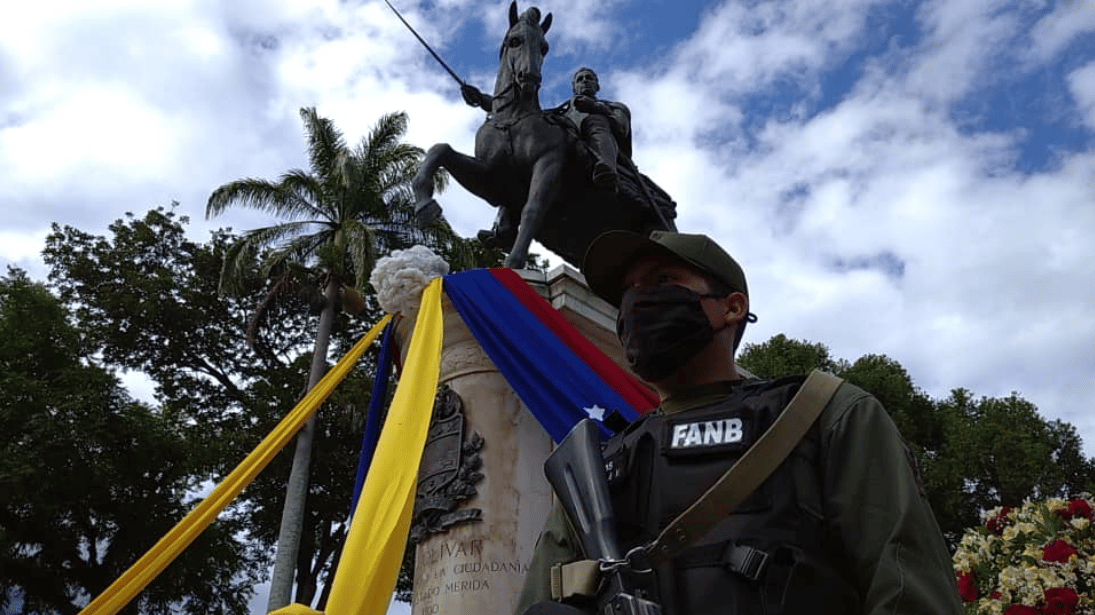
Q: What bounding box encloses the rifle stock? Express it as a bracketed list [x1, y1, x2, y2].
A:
[544, 420, 661, 615]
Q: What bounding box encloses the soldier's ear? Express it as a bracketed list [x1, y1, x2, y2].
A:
[724, 292, 748, 327]
[541, 13, 552, 34]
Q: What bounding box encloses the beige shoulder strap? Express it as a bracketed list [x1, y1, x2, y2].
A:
[644, 369, 843, 567]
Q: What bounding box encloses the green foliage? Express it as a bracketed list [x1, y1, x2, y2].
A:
[207, 108, 469, 296]
[0, 267, 263, 615]
[839, 354, 943, 452]
[737, 333, 848, 377]
[930, 390, 1095, 546]
[44, 206, 396, 608]
[43, 207, 315, 466]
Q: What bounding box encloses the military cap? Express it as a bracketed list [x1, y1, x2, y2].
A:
[581, 230, 750, 308]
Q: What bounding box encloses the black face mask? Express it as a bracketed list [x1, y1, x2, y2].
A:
[616, 285, 726, 383]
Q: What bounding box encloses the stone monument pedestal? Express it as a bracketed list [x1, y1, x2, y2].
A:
[394, 265, 632, 615]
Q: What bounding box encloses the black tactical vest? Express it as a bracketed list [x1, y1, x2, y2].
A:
[601, 377, 862, 615]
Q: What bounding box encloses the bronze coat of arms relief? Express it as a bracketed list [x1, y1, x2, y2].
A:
[410, 384, 485, 542]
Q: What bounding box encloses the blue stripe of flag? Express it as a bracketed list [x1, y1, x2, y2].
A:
[443, 270, 639, 442]
[349, 321, 395, 518]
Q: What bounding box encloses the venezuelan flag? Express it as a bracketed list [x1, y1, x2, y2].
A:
[443, 268, 657, 442]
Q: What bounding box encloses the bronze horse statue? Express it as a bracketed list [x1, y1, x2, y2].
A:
[413, 2, 676, 269]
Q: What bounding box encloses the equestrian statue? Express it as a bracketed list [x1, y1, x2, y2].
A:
[406, 1, 677, 269]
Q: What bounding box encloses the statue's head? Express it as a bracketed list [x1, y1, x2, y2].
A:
[572, 67, 599, 96]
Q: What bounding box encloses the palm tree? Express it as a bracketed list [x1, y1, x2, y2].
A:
[206, 107, 460, 610]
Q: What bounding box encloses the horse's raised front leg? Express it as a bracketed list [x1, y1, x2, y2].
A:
[505, 153, 564, 268]
[413, 143, 454, 224]
[413, 143, 499, 225]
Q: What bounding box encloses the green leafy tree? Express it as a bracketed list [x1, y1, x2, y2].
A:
[931, 390, 1095, 545]
[43, 208, 313, 471]
[205, 107, 466, 609]
[0, 267, 263, 615]
[45, 207, 390, 608]
[838, 354, 943, 454]
[737, 333, 848, 377]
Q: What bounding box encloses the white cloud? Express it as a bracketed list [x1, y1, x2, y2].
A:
[2, 89, 174, 184]
[0, 229, 50, 277]
[1027, 0, 1095, 64]
[903, 0, 1021, 104]
[616, 70, 743, 144]
[673, 0, 889, 95]
[475, 0, 630, 57]
[1069, 60, 1095, 130]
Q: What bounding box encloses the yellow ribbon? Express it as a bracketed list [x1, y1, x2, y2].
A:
[324, 277, 443, 615]
[79, 313, 393, 615]
[269, 278, 444, 615]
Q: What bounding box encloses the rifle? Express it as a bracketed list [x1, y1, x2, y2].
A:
[534, 419, 661, 615]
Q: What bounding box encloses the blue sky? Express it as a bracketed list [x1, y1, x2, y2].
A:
[2, 0, 1095, 611]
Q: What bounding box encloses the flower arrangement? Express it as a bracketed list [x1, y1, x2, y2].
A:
[953, 496, 1095, 615]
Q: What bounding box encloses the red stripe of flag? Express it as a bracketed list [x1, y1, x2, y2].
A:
[489, 268, 657, 414]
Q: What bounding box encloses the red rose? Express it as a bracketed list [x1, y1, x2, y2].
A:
[1004, 606, 1040, 615]
[957, 571, 978, 602]
[988, 506, 1013, 533]
[991, 590, 1002, 600]
[1043, 539, 1078, 563]
[1044, 587, 1080, 615]
[1066, 499, 1093, 521]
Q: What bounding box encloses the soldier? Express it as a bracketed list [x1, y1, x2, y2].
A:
[516, 230, 963, 615]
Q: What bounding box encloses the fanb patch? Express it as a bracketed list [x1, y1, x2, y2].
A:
[664, 415, 749, 456]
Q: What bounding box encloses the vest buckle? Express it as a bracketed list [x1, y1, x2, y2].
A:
[724, 544, 770, 581]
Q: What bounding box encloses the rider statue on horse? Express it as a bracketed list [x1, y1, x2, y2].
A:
[464, 67, 632, 193]
[411, 2, 677, 269]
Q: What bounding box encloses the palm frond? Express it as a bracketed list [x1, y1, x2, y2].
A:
[241, 221, 324, 251]
[341, 219, 380, 289]
[261, 230, 336, 277]
[379, 183, 419, 217]
[361, 112, 410, 167]
[218, 236, 261, 296]
[370, 226, 425, 257]
[275, 170, 327, 221]
[211, 108, 467, 311]
[220, 223, 327, 293]
[300, 107, 349, 189]
[357, 114, 422, 196]
[207, 177, 315, 219]
[375, 156, 422, 196]
[220, 222, 322, 288]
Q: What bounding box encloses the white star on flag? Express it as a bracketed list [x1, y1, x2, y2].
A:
[583, 404, 606, 421]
